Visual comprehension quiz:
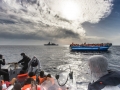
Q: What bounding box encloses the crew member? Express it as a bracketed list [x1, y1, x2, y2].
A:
[0, 54, 9, 81]
[88, 55, 120, 90]
[18, 53, 31, 71]
[28, 56, 41, 73]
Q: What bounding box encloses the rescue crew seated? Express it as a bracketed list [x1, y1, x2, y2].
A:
[38, 71, 47, 84]
[46, 74, 55, 85]
[28, 71, 47, 84]
[22, 78, 41, 90]
[18, 53, 31, 71]
[41, 74, 62, 90]
[17, 70, 28, 86]
[28, 56, 41, 73]
[28, 72, 36, 81]
[88, 55, 120, 90]
[0, 54, 9, 81]
[22, 78, 35, 90]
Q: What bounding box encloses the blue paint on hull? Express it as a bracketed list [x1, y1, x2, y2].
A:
[70, 46, 110, 51]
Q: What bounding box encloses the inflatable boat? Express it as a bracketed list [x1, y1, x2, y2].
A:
[0, 62, 75, 90]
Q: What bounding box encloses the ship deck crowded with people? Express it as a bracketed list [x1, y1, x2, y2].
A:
[70, 42, 112, 51]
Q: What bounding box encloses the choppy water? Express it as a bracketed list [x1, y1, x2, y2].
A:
[0, 45, 120, 90]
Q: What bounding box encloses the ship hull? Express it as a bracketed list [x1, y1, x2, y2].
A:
[70, 46, 110, 51]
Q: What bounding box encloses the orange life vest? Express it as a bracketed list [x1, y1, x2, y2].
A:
[22, 84, 41, 90]
[31, 76, 36, 81]
[38, 76, 47, 84]
[22, 84, 31, 90]
[17, 73, 28, 78]
[27, 75, 37, 81]
[17, 73, 28, 82]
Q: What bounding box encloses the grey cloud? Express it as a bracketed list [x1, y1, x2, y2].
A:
[0, 23, 79, 41]
[0, 31, 48, 40]
[20, 9, 28, 13]
[46, 28, 79, 39]
[21, 0, 37, 4]
[54, 14, 71, 23]
[0, 19, 16, 24]
[1, 0, 113, 45]
[51, 28, 79, 38]
[19, 18, 33, 24]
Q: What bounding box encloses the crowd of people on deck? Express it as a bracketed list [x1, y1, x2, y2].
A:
[0, 52, 120, 90]
[70, 42, 112, 47]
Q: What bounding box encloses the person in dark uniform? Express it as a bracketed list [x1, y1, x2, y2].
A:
[0, 54, 9, 81]
[88, 55, 120, 90]
[18, 53, 31, 71]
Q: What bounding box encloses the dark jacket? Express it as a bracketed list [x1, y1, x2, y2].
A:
[88, 70, 120, 90]
[0, 59, 5, 70]
[18, 55, 31, 65]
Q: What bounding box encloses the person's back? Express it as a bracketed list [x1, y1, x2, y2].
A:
[17, 70, 28, 85]
[46, 74, 55, 85]
[23, 55, 31, 64]
[41, 74, 62, 90]
[22, 78, 34, 90]
[38, 71, 46, 84]
[28, 72, 36, 81]
[22, 78, 41, 90]
[88, 55, 120, 90]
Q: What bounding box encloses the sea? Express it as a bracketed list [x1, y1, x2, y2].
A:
[0, 45, 120, 90]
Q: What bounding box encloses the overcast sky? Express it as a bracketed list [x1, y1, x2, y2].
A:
[0, 0, 120, 45]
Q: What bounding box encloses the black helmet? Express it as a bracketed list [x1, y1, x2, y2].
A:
[21, 53, 25, 56]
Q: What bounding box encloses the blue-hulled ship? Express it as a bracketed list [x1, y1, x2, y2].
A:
[70, 43, 112, 51]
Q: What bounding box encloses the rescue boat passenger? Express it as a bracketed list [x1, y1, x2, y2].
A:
[28, 56, 41, 73]
[22, 78, 34, 90]
[88, 55, 120, 90]
[41, 74, 62, 90]
[17, 70, 28, 78]
[38, 71, 47, 84]
[22, 78, 41, 90]
[46, 74, 55, 85]
[28, 72, 36, 81]
[17, 70, 28, 84]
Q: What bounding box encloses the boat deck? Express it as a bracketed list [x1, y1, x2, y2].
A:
[1, 64, 21, 81]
